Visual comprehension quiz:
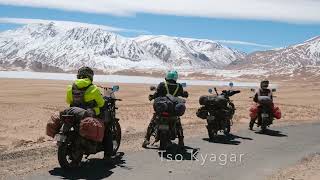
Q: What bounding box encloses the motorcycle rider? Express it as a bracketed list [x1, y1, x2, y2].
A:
[249, 80, 273, 130]
[65, 66, 113, 159]
[142, 70, 188, 148]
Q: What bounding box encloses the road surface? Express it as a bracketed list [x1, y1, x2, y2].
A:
[25, 122, 320, 180]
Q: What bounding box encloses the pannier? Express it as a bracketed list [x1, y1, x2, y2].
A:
[196, 106, 209, 119]
[79, 117, 105, 142]
[46, 113, 62, 138]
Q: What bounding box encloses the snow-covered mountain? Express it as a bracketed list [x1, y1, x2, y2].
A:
[0, 23, 166, 72]
[229, 36, 320, 77]
[0, 23, 243, 73]
[134, 35, 245, 69]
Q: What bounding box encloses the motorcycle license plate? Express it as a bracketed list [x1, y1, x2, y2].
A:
[54, 134, 67, 142]
[159, 124, 169, 130]
[261, 113, 269, 118]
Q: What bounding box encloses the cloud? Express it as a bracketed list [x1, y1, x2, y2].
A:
[0, 17, 149, 33]
[0, 0, 320, 23]
[216, 40, 273, 48]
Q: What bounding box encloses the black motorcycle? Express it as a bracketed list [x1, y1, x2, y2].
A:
[149, 83, 188, 150]
[250, 88, 276, 132]
[55, 85, 122, 169]
[197, 85, 240, 140]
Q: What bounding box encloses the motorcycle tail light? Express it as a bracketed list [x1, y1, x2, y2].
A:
[161, 112, 169, 117]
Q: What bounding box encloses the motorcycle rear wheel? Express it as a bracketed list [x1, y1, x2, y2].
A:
[58, 143, 83, 169]
[159, 131, 168, 150]
[261, 118, 268, 132]
[224, 125, 231, 135]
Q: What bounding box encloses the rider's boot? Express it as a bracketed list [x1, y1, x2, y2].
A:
[249, 118, 255, 130]
[178, 137, 185, 148]
[103, 127, 113, 161]
[142, 126, 153, 148]
[177, 121, 185, 149]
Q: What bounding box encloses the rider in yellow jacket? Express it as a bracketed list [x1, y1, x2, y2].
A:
[66, 75, 105, 117]
[65, 67, 112, 159]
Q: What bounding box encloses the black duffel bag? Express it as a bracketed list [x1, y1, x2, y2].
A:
[175, 103, 186, 116]
[153, 95, 186, 116]
[199, 95, 228, 108]
[153, 96, 173, 113]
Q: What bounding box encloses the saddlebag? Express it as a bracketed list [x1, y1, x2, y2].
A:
[196, 106, 209, 119]
[175, 103, 186, 116]
[273, 106, 281, 119]
[46, 113, 62, 138]
[79, 117, 105, 142]
[249, 104, 259, 119]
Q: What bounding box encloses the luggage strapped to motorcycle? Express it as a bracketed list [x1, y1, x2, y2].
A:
[164, 81, 179, 96]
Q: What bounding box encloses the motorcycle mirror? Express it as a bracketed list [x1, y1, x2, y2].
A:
[272, 88, 277, 92]
[208, 88, 213, 94]
[181, 82, 187, 88]
[150, 86, 156, 91]
[112, 85, 120, 92]
[229, 82, 234, 88]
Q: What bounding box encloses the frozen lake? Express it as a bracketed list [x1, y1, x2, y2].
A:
[0, 71, 264, 87]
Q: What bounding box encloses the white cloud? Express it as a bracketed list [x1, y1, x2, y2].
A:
[0, 0, 319, 23]
[216, 40, 273, 48]
[0, 17, 149, 33]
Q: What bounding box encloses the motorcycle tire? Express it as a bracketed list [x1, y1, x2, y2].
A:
[261, 118, 267, 132]
[159, 131, 168, 150]
[58, 143, 83, 169]
[224, 125, 231, 136]
[111, 121, 122, 155]
[207, 125, 217, 141]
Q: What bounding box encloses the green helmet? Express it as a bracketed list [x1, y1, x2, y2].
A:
[77, 66, 94, 81]
[165, 70, 178, 81]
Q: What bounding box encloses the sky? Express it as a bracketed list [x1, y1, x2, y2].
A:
[0, 0, 319, 53]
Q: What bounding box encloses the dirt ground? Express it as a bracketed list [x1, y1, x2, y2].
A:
[0, 78, 319, 177]
[269, 153, 320, 180]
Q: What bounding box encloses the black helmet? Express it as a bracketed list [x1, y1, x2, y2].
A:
[77, 67, 94, 81]
[260, 80, 269, 89]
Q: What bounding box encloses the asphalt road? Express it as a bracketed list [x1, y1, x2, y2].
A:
[25, 123, 320, 180]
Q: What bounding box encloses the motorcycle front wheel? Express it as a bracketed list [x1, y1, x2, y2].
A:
[111, 121, 122, 155]
[58, 142, 83, 169]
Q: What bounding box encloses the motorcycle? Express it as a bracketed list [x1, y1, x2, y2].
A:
[149, 83, 188, 150]
[55, 85, 122, 169]
[250, 88, 277, 132]
[197, 83, 240, 140]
